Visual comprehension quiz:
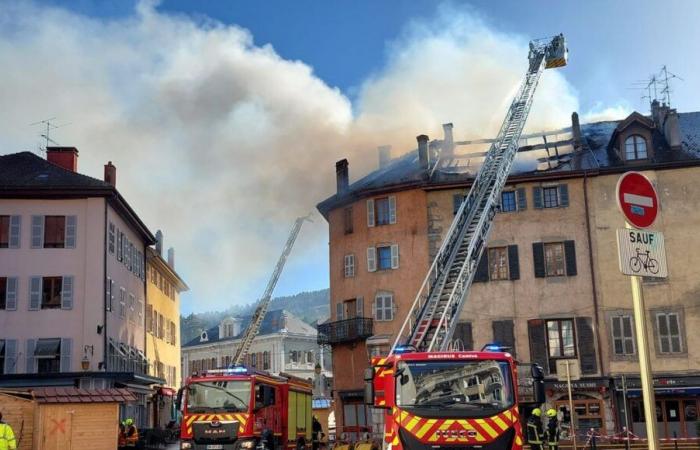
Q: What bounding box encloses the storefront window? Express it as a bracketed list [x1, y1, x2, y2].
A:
[630, 398, 699, 439]
[556, 398, 605, 438]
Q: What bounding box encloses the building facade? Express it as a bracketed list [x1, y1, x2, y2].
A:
[146, 244, 188, 427]
[317, 102, 700, 441]
[0, 148, 161, 428]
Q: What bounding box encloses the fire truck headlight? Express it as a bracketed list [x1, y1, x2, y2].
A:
[240, 440, 256, 449]
[181, 442, 193, 450]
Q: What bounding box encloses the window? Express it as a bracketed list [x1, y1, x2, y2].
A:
[0, 278, 5, 309]
[117, 230, 123, 262]
[546, 319, 576, 371]
[106, 277, 113, 311]
[611, 315, 635, 355]
[544, 242, 566, 276]
[41, 277, 62, 309]
[488, 247, 509, 280]
[128, 294, 135, 323]
[0, 340, 4, 374]
[344, 254, 355, 278]
[656, 312, 683, 353]
[377, 246, 392, 270]
[108, 223, 115, 254]
[368, 196, 396, 227]
[501, 191, 517, 212]
[34, 338, 61, 373]
[374, 292, 394, 321]
[625, 135, 648, 160]
[375, 197, 391, 225]
[543, 187, 559, 208]
[44, 216, 66, 248]
[453, 194, 464, 215]
[119, 288, 126, 318]
[344, 207, 353, 234]
[146, 305, 152, 333]
[0, 216, 9, 248]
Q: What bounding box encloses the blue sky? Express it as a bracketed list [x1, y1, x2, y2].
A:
[3, 1, 699, 314]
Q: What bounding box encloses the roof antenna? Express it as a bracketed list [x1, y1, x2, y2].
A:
[659, 65, 683, 107]
[29, 118, 71, 153]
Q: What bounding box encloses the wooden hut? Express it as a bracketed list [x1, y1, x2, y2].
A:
[0, 387, 136, 450]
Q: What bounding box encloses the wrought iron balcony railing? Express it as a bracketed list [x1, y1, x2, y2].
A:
[317, 317, 373, 345]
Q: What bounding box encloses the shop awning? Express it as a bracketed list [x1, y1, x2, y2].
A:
[34, 338, 61, 357]
[158, 387, 176, 396]
[620, 387, 700, 397]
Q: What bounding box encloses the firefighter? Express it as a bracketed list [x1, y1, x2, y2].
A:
[312, 415, 324, 450]
[118, 420, 127, 449]
[0, 412, 17, 450]
[124, 418, 139, 448]
[545, 409, 560, 450]
[526, 408, 544, 450]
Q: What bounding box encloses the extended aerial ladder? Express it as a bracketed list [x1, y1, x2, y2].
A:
[232, 215, 309, 365]
[392, 34, 568, 353]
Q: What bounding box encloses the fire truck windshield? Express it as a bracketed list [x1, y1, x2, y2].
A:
[395, 360, 514, 416]
[186, 380, 251, 413]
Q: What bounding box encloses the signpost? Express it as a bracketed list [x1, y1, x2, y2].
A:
[556, 359, 580, 449]
[615, 172, 664, 450]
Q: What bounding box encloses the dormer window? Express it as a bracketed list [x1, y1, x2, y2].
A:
[625, 135, 647, 160]
[200, 331, 208, 342]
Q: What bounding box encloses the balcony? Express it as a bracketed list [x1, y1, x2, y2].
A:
[317, 317, 373, 345]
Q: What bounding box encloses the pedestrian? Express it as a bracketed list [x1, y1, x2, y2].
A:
[545, 409, 560, 450]
[526, 408, 544, 450]
[0, 412, 17, 450]
[312, 415, 325, 450]
[118, 420, 127, 450]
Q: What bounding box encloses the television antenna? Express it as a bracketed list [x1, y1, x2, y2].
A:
[659, 65, 683, 107]
[29, 118, 71, 151]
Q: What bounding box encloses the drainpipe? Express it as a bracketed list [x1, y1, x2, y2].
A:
[103, 198, 108, 372]
[583, 171, 605, 374]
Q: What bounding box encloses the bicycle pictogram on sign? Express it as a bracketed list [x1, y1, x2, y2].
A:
[629, 248, 659, 274]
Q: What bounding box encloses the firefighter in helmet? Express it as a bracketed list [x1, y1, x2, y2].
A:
[545, 409, 560, 450]
[124, 418, 139, 448]
[0, 412, 17, 450]
[526, 408, 544, 450]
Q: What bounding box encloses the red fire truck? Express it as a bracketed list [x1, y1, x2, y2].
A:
[365, 347, 544, 450]
[178, 367, 313, 450]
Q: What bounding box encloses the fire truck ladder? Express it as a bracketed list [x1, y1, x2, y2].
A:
[392, 35, 568, 354]
[232, 215, 310, 365]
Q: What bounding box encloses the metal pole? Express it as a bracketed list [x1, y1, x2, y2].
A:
[621, 375, 631, 450]
[566, 361, 577, 450]
[627, 221, 659, 450]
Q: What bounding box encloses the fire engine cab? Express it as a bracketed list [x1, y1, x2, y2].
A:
[178, 366, 313, 450]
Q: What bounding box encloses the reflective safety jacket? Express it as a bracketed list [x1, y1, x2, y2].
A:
[526, 415, 543, 444]
[546, 418, 560, 446]
[125, 425, 139, 447]
[0, 422, 17, 450]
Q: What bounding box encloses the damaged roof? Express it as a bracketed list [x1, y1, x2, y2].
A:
[317, 110, 700, 216]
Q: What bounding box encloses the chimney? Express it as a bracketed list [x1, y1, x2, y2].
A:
[442, 123, 454, 155]
[46, 147, 78, 172]
[417, 135, 429, 170]
[167, 247, 175, 268]
[378, 145, 391, 168]
[155, 230, 163, 256]
[571, 112, 582, 150]
[104, 161, 116, 187]
[663, 109, 681, 149]
[335, 159, 349, 194]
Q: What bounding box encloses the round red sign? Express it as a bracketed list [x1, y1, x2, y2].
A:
[616, 172, 659, 229]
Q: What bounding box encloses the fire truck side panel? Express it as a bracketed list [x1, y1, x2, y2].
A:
[286, 387, 312, 447]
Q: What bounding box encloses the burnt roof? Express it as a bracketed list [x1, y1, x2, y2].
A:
[0, 151, 156, 244]
[317, 111, 700, 216]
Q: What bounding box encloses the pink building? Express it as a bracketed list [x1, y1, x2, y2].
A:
[0, 147, 160, 427]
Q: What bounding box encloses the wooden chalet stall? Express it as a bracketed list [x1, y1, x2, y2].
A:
[0, 387, 136, 450]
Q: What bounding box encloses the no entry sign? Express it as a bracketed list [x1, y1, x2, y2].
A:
[616, 172, 659, 229]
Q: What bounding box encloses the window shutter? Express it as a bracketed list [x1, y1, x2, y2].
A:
[110, 279, 115, 312]
[558, 184, 569, 207]
[622, 316, 635, 354]
[336, 303, 344, 321]
[29, 276, 41, 310]
[26, 339, 36, 373]
[65, 215, 77, 248]
[146, 305, 152, 332]
[60, 338, 72, 372]
[564, 240, 577, 276]
[367, 199, 375, 227]
[367, 247, 377, 272]
[576, 317, 598, 375]
[4, 339, 17, 374]
[527, 319, 548, 373]
[516, 188, 527, 211]
[9, 215, 21, 248]
[611, 316, 623, 355]
[508, 245, 520, 280]
[61, 276, 74, 310]
[391, 244, 399, 269]
[6, 277, 18, 310]
[388, 196, 397, 224]
[356, 297, 364, 317]
[493, 320, 516, 357]
[453, 322, 473, 350]
[473, 251, 489, 282]
[533, 187, 543, 209]
[532, 243, 545, 278]
[31, 215, 44, 248]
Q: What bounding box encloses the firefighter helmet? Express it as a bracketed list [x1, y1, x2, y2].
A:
[546, 409, 557, 417]
[532, 408, 542, 417]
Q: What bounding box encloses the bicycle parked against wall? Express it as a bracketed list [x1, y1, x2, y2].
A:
[630, 248, 659, 274]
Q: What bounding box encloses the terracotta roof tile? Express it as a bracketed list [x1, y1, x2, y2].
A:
[30, 387, 137, 404]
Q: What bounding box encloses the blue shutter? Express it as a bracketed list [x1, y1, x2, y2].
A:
[6, 277, 18, 310]
[9, 215, 21, 248]
[4, 339, 17, 374]
[29, 276, 41, 310]
[516, 188, 527, 211]
[65, 215, 77, 248]
[533, 187, 543, 209]
[559, 184, 570, 207]
[26, 339, 36, 373]
[60, 338, 72, 372]
[61, 276, 74, 309]
[31, 215, 44, 248]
